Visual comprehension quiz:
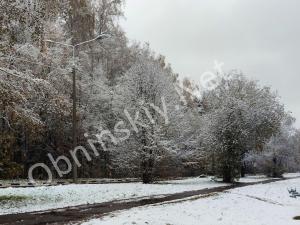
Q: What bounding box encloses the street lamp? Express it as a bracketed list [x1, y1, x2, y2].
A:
[44, 33, 110, 183]
[45, 33, 111, 66]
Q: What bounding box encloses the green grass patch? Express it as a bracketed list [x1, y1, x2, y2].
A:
[0, 195, 29, 202]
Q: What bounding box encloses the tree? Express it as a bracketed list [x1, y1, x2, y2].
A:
[202, 73, 284, 182]
[112, 50, 181, 183]
[246, 114, 299, 177]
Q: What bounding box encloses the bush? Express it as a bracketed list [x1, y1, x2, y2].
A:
[0, 162, 23, 179]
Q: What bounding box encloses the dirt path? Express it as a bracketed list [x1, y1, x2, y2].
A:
[0, 178, 295, 225]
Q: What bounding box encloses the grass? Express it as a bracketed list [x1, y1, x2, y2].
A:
[0, 195, 29, 202]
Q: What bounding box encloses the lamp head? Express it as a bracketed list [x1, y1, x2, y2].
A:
[96, 33, 111, 40]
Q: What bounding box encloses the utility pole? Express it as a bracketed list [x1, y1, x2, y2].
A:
[71, 45, 78, 183]
[44, 33, 110, 183]
[72, 65, 78, 183]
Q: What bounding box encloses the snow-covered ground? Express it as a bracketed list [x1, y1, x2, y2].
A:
[236, 175, 271, 183]
[82, 178, 300, 225]
[0, 177, 229, 215]
[284, 173, 300, 178]
[0, 174, 298, 217]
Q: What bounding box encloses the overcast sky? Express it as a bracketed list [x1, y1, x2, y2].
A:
[120, 0, 300, 128]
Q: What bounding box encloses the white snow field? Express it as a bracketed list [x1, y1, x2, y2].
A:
[0, 177, 230, 215]
[81, 178, 300, 225]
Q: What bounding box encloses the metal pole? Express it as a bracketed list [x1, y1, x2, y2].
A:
[72, 47, 78, 183]
[44, 34, 110, 184]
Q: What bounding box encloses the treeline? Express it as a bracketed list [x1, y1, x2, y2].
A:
[0, 0, 299, 183]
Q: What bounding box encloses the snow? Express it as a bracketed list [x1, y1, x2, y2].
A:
[82, 178, 300, 225]
[0, 177, 229, 215]
[284, 173, 300, 178]
[238, 175, 271, 183]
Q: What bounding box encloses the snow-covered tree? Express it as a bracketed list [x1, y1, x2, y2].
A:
[245, 114, 299, 177]
[112, 49, 181, 183]
[202, 73, 285, 182]
[0, 0, 296, 182]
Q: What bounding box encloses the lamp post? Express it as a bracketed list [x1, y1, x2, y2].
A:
[45, 33, 110, 183]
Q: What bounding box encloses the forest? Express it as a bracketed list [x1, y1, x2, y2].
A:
[0, 0, 300, 184]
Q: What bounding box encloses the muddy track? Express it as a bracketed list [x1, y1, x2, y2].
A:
[0, 177, 296, 225]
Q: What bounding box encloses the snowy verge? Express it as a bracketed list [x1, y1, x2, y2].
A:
[0, 177, 228, 215]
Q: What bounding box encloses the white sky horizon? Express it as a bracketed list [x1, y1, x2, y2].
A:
[120, 0, 300, 128]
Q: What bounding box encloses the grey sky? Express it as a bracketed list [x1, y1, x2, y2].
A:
[120, 0, 300, 128]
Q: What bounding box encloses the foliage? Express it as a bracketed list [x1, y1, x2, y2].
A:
[202, 74, 285, 182]
[0, 0, 298, 184]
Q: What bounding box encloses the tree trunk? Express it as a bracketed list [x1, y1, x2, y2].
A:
[141, 155, 155, 184]
[223, 173, 232, 183]
[222, 166, 233, 183]
[142, 171, 152, 184]
[241, 162, 246, 178]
